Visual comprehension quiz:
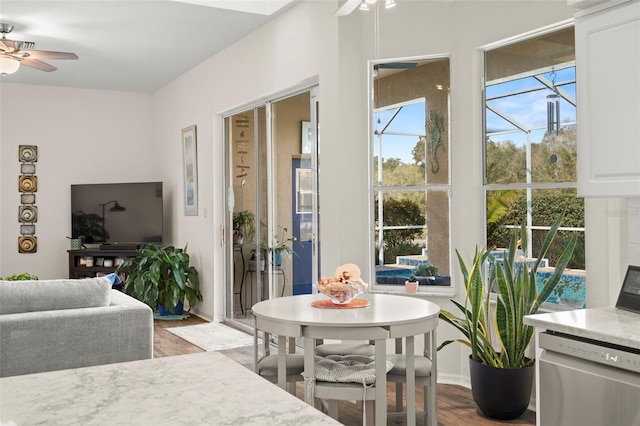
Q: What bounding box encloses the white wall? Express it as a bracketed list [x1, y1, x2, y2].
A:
[1, 0, 628, 385]
[629, 198, 640, 266]
[151, 0, 338, 321]
[0, 84, 156, 278]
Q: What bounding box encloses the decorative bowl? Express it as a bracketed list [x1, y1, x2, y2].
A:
[317, 277, 368, 304]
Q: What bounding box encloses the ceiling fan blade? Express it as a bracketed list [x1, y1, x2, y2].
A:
[19, 57, 57, 72]
[335, 0, 361, 16]
[0, 38, 20, 52]
[20, 50, 78, 60]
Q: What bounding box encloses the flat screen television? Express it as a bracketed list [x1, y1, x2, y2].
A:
[71, 182, 163, 249]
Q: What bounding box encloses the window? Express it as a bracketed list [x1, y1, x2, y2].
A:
[370, 56, 452, 292]
[483, 26, 586, 308]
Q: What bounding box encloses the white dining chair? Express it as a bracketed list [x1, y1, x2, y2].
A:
[386, 329, 438, 426]
[254, 329, 306, 395]
[303, 328, 391, 426]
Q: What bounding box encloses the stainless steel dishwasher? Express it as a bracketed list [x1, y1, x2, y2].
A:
[539, 331, 640, 426]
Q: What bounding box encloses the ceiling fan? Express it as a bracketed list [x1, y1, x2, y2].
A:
[335, 0, 453, 16]
[335, 0, 392, 16]
[0, 23, 78, 75]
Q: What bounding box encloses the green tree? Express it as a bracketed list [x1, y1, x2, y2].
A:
[532, 127, 578, 182]
[411, 136, 426, 165]
[487, 190, 584, 269]
[375, 197, 425, 264]
[485, 139, 526, 184]
[383, 157, 403, 169]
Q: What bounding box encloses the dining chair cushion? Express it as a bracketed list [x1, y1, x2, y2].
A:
[258, 354, 308, 376]
[315, 343, 375, 357]
[314, 354, 394, 385]
[386, 354, 432, 377]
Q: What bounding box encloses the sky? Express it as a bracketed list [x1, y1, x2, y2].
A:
[375, 67, 577, 164]
[486, 68, 577, 146]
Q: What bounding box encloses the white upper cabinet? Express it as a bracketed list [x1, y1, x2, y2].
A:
[576, 0, 640, 197]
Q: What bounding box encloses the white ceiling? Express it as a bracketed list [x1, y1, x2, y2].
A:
[0, 1, 298, 93]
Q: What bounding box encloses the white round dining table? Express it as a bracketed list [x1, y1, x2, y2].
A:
[252, 292, 440, 425]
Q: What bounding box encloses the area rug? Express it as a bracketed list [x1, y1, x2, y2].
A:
[166, 322, 255, 351]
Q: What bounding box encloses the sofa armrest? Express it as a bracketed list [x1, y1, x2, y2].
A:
[0, 290, 153, 378]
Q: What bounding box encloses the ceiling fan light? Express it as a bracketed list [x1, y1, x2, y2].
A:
[359, 1, 370, 11]
[0, 57, 20, 75]
[385, 0, 396, 9]
[365, 0, 377, 4]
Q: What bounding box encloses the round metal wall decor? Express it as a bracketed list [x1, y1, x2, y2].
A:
[19, 145, 38, 163]
[19, 206, 38, 223]
[18, 236, 37, 253]
[18, 176, 38, 192]
[18, 145, 38, 253]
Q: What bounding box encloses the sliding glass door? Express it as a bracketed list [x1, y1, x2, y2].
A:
[224, 86, 319, 328]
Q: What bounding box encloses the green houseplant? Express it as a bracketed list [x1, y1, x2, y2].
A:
[2, 273, 39, 281]
[271, 227, 302, 266]
[232, 210, 256, 246]
[438, 213, 577, 419]
[117, 243, 202, 315]
[249, 243, 268, 272]
[404, 273, 419, 293]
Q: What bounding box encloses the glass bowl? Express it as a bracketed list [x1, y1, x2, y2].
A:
[317, 277, 368, 304]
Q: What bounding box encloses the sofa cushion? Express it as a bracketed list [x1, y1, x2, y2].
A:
[0, 277, 112, 315]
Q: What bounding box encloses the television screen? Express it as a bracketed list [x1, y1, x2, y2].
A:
[71, 182, 163, 247]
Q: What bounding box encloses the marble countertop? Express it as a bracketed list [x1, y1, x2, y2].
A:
[0, 351, 339, 426]
[524, 306, 640, 349]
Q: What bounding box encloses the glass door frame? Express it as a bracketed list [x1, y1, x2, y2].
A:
[223, 82, 320, 328]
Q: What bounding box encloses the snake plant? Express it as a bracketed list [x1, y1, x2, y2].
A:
[438, 213, 577, 368]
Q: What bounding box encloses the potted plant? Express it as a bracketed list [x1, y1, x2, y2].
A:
[116, 243, 202, 315]
[438, 213, 576, 420]
[271, 227, 302, 267]
[404, 274, 419, 293]
[249, 243, 268, 272]
[232, 210, 256, 246]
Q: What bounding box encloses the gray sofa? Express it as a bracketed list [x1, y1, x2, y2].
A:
[0, 276, 153, 378]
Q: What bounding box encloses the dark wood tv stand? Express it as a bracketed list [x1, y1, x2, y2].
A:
[68, 248, 139, 280]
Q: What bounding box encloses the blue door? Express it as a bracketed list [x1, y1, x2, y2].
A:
[291, 158, 315, 295]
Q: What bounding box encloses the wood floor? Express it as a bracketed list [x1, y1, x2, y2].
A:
[154, 315, 536, 426]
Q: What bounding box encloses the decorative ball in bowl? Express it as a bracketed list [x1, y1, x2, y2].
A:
[317, 263, 368, 304]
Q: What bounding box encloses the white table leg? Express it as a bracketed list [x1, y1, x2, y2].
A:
[406, 335, 416, 426]
[375, 339, 387, 425]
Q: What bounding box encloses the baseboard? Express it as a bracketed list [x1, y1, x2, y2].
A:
[437, 373, 471, 389]
[191, 310, 214, 322]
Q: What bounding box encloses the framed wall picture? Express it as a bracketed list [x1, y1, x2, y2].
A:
[182, 125, 198, 216]
[301, 121, 312, 154]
